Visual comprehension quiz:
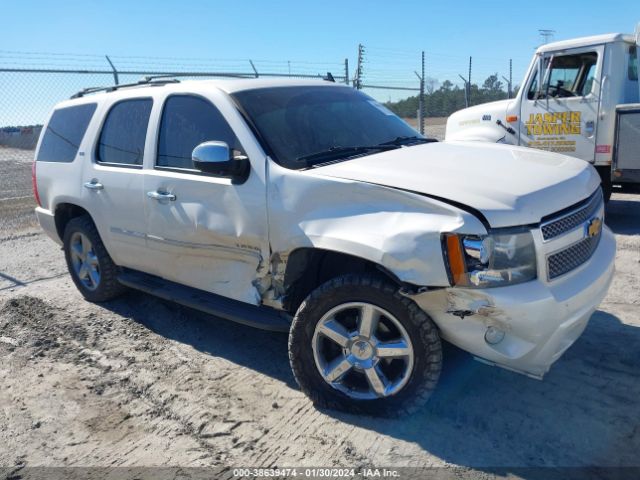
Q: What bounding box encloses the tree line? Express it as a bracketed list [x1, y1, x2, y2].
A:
[384, 73, 519, 118]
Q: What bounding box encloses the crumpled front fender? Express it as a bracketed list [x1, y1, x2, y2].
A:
[267, 161, 487, 288]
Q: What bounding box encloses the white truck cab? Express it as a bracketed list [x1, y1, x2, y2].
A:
[34, 78, 615, 415]
[446, 29, 640, 200]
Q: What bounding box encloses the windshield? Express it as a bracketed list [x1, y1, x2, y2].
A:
[231, 86, 425, 169]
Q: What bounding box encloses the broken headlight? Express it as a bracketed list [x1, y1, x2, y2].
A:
[444, 230, 537, 288]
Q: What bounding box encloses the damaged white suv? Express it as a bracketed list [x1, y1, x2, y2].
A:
[33, 78, 615, 415]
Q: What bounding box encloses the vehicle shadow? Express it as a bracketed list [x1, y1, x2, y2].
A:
[103, 291, 640, 470]
[328, 310, 640, 470]
[103, 291, 297, 388]
[605, 194, 640, 235]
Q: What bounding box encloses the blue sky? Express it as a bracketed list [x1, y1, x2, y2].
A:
[1, 0, 638, 124]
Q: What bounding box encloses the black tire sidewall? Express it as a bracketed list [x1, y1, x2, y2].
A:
[63, 215, 123, 302]
[289, 275, 442, 416]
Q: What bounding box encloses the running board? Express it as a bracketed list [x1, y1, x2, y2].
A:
[117, 270, 291, 332]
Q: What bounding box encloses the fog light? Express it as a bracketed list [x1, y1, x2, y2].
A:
[484, 326, 505, 345]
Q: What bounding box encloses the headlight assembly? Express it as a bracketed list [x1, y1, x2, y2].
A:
[443, 230, 537, 288]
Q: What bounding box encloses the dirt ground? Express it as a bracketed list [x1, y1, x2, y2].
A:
[1, 144, 639, 476]
[403, 117, 447, 140]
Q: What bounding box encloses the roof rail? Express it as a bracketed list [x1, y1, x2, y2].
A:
[70, 77, 180, 99]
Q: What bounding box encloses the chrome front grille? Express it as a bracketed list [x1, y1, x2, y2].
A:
[547, 232, 601, 280]
[541, 189, 603, 241]
[541, 188, 604, 281]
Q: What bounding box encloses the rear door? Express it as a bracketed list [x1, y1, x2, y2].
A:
[142, 91, 269, 305]
[81, 97, 153, 271]
[519, 45, 605, 163]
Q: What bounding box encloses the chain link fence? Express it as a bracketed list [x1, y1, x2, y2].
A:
[0, 50, 352, 157]
[0, 50, 515, 233]
[1, 48, 518, 162]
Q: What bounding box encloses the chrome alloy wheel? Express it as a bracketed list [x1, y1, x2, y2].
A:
[312, 302, 414, 400]
[69, 232, 101, 291]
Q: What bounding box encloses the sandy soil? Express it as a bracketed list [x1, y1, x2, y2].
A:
[1, 144, 639, 476]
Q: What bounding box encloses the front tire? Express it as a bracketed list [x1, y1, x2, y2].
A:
[63, 215, 126, 302]
[288, 274, 442, 416]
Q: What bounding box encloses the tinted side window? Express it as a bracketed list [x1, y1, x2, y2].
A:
[157, 95, 242, 169]
[97, 98, 153, 165]
[629, 46, 638, 81]
[37, 103, 97, 162]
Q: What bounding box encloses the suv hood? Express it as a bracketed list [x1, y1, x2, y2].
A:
[313, 141, 600, 228]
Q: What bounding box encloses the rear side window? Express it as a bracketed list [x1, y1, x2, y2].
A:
[157, 95, 242, 169]
[97, 98, 153, 166]
[37, 103, 97, 162]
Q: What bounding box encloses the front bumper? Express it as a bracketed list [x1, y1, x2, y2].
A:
[413, 226, 616, 378]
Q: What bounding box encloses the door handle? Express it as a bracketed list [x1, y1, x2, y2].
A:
[83, 180, 104, 190]
[147, 190, 176, 202]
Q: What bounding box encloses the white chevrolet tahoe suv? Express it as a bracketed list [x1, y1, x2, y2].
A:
[33, 78, 615, 415]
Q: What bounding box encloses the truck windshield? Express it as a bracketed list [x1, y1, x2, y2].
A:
[232, 86, 427, 169]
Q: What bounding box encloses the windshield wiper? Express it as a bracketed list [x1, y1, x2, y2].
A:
[295, 145, 399, 165]
[378, 135, 436, 146]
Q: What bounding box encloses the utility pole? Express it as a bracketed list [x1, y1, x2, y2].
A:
[344, 58, 350, 85]
[355, 44, 364, 90]
[539, 29, 555, 44]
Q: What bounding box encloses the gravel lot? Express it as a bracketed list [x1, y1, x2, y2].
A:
[1, 143, 639, 477]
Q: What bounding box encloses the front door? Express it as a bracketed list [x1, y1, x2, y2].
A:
[519, 45, 604, 162]
[143, 93, 269, 305]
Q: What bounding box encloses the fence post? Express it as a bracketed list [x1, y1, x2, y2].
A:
[355, 44, 364, 89]
[502, 59, 514, 99]
[458, 74, 469, 108]
[414, 55, 425, 134]
[467, 56, 472, 106]
[344, 58, 350, 85]
[249, 60, 259, 78]
[509, 58, 513, 98]
[105, 55, 119, 85]
[420, 51, 425, 135]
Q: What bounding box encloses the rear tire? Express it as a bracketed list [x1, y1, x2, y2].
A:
[288, 274, 442, 416]
[63, 215, 126, 302]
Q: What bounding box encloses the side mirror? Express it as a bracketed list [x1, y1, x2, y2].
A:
[192, 141, 249, 183]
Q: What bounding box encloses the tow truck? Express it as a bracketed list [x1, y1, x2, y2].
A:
[446, 25, 640, 201]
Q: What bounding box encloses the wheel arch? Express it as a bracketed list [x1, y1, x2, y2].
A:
[281, 247, 407, 314]
[54, 203, 93, 241]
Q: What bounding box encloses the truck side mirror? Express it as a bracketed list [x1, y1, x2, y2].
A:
[192, 141, 249, 184]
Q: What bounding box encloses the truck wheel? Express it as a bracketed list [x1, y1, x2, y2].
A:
[63, 215, 126, 302]
[288, 274, 442, 416]
[601, 180, 612, 203]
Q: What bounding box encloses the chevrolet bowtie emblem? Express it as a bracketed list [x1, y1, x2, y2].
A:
[586, 217, 602, 238]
